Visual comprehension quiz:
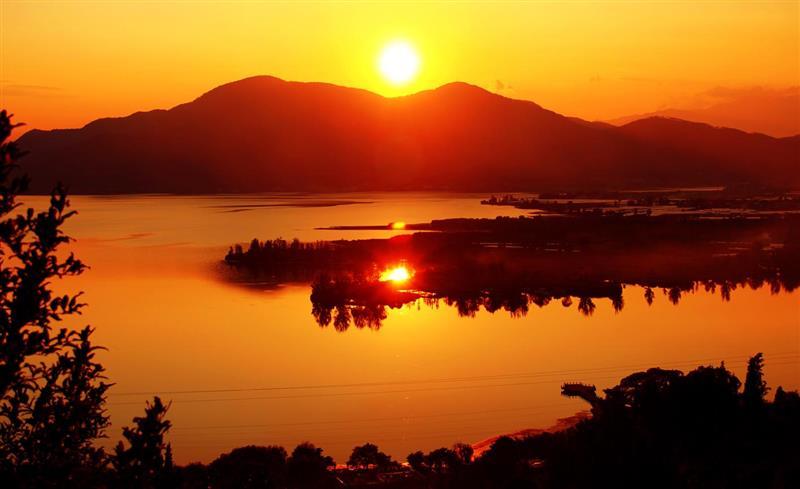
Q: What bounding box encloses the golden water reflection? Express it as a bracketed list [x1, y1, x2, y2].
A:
[30, 195, 799, 464]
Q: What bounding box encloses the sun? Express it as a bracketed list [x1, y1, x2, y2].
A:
[378, 41, 420, 85]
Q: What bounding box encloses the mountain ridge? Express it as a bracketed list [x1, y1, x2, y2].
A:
[17, 76, 800, 193]
[606, 86, 800, 138]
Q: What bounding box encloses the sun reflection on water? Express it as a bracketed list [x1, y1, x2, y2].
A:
[379, 265, 412, 283]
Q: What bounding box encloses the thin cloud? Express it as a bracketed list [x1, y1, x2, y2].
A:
[2, 83, 63, 97]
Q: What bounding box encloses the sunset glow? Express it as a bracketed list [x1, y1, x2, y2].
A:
[378, 41, 420, 85]
[379, 265, 412, 283]
[1, 2, 797, 130]
[2, 0, 798, 479]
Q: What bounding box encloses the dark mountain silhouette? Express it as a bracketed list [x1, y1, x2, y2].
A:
[618, 117, 800, 185]
[607, 86, 800, 138]
[17, 76, 800, 193]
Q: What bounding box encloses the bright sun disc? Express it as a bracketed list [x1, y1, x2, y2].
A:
[379, 266, 411, 283]
[378, 41, 420, 85]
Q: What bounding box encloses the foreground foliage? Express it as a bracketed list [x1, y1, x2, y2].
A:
[163, 354, 798, 489]
[0, 110, 111, 487]
[0, 111, 179, 488]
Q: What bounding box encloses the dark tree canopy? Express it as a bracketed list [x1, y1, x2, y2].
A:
[286, 442, 336, 488]
[209, 445, 288, 489]
[744, 352, 769, 407]
[0, 110, 110, 487]
[347, 443, 395, 471]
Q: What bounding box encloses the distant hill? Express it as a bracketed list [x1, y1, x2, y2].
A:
[606, 86, 800, 138]
[16, 76, 800, 193]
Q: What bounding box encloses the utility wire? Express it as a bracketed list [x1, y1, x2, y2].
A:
[170, 401, 575, 433]
[108, 351, 799, 398]
[108, 357, 799, 406]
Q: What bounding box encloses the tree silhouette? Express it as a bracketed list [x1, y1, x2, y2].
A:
[406, 450, 427, 473]
[173, 462, 209, 488]
[209, 445, 287, 489]
[347, 443, 394, 471]
[287, 442, 335, 488]
[561, 382, 601, 409]
[405, 443, 473, 481]
[0, 110, 110, 487]
[523, 354, 799, 488]
[743, 352, 769, 408]
[452, 442, 474, 465]
[112, 396, 173, 488]
[426, 447, 459, 473]
[477, 435, 532, 487]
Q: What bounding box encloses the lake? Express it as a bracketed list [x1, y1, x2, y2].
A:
[28, 193, 800, 465]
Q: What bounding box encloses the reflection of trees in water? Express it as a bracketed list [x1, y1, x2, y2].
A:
[578, 297, 597, 316]
[312, 302, 387, 332]
[309, 275, 796, 331]
[644, 287, 655, 305]
[309, 273, 414, 332]
[668, 287, 683, 305]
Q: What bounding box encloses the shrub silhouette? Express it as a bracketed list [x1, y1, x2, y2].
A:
[112, 396, 174, 488]
[0, 110, 110, 487]
[744, 352, 769, 408]
[347, 443, 396, 471]
[406, 450, 427, 473]
[524, 354, 800, 488]
[208, 445, 288, 489]
[287, 442, 336, 488]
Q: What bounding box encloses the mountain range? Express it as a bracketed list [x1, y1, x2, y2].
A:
[17, 76, 800, 193]
[606, 86, 800, 138]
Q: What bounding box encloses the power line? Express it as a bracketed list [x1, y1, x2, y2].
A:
[108, 351, 799, 398]
[168, 423, 579, 450]
[108, 357, 800, 406]
[170, 412, 569, 440]
[170, 401, 575, 433]
[108, 376, 620, 406]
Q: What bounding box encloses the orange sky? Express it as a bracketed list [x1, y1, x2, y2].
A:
[1, 1, 798, 131]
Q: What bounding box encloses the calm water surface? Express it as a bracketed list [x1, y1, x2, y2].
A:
[27, 194, 800, 464]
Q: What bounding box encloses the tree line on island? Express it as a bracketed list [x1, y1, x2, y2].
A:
[225, 211, 799, 330]
[2, 110, 799, 488]
[481, 189, 800, 215]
